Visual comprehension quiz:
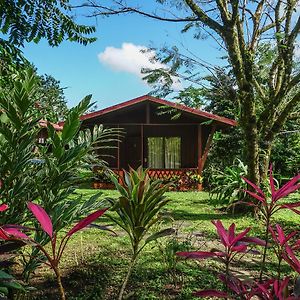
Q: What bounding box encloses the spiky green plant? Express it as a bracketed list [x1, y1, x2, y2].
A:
[108, 167, 174, 300]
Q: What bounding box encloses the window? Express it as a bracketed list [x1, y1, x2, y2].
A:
[147, 137, 181, 169]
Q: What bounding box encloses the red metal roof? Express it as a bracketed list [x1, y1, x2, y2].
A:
[78, 95, 237, 126]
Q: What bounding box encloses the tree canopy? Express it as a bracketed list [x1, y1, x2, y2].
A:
[0, 0, 96, 47]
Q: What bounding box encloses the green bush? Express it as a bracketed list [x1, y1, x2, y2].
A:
[208, 159, 248, 206]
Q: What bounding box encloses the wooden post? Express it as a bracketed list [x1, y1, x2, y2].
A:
[199, 125, 217, 174]
[197, 125, 203, 191]
[117, 125, 122, 184]
[141, 124, 144, 168]
[117, 125, 120, 170]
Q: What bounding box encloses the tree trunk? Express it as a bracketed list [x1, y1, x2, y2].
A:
[259, 140, 272, 185]
[240, 91, 260, 187]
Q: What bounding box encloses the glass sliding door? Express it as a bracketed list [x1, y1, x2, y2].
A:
[165, 137, 181, 168]
[147, 137, 181, 169]
[148, 137, 164, 168]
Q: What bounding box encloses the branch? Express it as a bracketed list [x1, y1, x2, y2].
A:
[184, 0, 224, 35]
[74, 2, 199, 23]
[253, 78, 266, 99]
[287, 72, 300, 92]
[216, 0, 230, 23]
[269, 91, 300, 137]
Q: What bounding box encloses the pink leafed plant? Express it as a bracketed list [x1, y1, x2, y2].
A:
[0, 202, 108, 300]
[269, 224, 297, 279]
[177, 220, 265, 298]
[0, 203, 28, 239]
[250, 277, 300, 300]
[242, 165, 300, 280]
[242, 165, 300, 217]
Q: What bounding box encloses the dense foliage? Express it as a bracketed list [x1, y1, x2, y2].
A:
[0, 0, 96, 47]
[208, 159, 247, 206]
[0, 69, 120, 289]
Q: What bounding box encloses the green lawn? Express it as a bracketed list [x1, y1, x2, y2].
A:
[30, 189, 300, 300]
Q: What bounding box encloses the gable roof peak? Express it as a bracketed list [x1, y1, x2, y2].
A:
[78, 94, 237, 127]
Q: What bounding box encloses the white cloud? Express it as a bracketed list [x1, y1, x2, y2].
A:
[98, 42, 182, 90]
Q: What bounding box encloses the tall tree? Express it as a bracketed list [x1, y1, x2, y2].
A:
[36, 74, 69, 122]
[85, 0, 300, 186]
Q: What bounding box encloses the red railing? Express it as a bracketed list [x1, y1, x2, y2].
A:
[147, 168, 198, 180]
[111, 168, 200, 190]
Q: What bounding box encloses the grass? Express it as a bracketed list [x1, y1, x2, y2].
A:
[26, 189, 300, 300]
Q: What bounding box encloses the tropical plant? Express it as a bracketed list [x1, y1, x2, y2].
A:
[242, 165, 300, 280]
[0, 69, 41, 225]
[107, 167, 174, 300]
[177, 220, 265, 298]
[0, 69, 119, 281]
[269, 224, 297, 280]
[208, 159, 248, 206]
[250, 277, 300, 300]
[1, 202, 108, 300]
[0, 204, 26, 298]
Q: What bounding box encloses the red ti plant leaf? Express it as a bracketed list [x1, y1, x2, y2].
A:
[2, 227, 29, 239]
[269, 224, 297, 247]
[240, 237, 266, 246]
[0, 227, 29, 240]
[67, 208, 108, 237]
[212, 220, 230, 247]
[280, 202, 300, 216]
[193, 290, 228, 298]
[241, 176, 265, 197]
[0, 228, 9, 240]
[283, 245, 300, 274]
[230, 227, 251, 246]
[231, 244, 248, 253]
[177, 251, 225, 259]
[273, 174, 300, 202]
[0, 204, 8, 212]
[243, 190, 266, 204]
[27, 202, 53, 238]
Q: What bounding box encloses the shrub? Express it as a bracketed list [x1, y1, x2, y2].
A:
[108, 167, 174, 300]
[0, 69, 119, 281]
[208, 159, 248, 206]
[1, 202, 108, 300]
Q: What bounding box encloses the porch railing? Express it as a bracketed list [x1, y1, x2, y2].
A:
[111, 168, 201, 190]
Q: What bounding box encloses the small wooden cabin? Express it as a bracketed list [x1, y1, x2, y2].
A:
[79, 95, 236, 190]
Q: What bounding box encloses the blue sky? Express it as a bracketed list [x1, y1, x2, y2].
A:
[22, 8, 224, 109]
